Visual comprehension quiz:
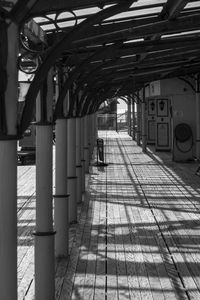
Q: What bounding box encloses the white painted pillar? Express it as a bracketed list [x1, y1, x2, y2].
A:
[132, 98, 136, 140]
[76, 117, 82, 203]
[94, 112, 98, 141]
[141, 88, 147, 152]
[35, 68, 55, 300]
[67, 118, 77, 223]
[0, 141, 17, 298]
[91, 113, 96, 153]
[84, 115, 90, 173]
[0, 20, 18, 300]
[136, 99, 141, 146]
[54, 118, 69, 257]
[127, 99, 131, 136]
[35, 124, 55, 300]
[88, 114, 93, 160]
[81, 117, 86, 193]
[196, 75, 200, 160]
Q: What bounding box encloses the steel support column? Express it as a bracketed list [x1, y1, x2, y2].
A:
[132, 97, 136, 140]
[127, 99, 131, 136]
[54, 118, 69, 257]
[76, 117, 82, 203]
[0, 21, 18, 300]
[67, 118, 77, 223]
[92, 113, 97, 153]
[196, 74, 200, 160]
[136, 97, 141, 146]
[142, 88, 147, 152]
[35, 68, 55, 300]
[88, 114, 93, 160]
[35, 124, 55, 300]
[81, 117, 86, 193]
[84, 115, 90, 173]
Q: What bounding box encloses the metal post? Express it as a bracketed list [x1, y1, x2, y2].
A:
[88, 114, 93, 160]
[132, 97, 136, 140]
[136, 96, 141, 146]
[76, 117, 82, 203]
[67, 118, 77, 223]
[92, 113, 97, 151]
[0, 21, 18, 300]
[35, 125, 55, 300]
[84, 115, 90, 173]
[196, 74, 200, 160]
[54, 118, 69, 257]
[95, 112, 98, 137]
[127, 98, 131, 136]
[142, 88, 147, 152]
[81, 117, 86, 193]
[0, 140, 17, 299]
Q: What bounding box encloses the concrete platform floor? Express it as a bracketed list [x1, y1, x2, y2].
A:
[17, 130, 200, 299]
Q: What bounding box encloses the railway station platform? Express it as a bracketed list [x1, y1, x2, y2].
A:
[18, 130, 200, 300]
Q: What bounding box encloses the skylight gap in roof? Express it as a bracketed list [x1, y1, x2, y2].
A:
[130, 0, 167, 9]
[105, 6, 163, 21]
[185, 1, 200, 9]
[162, 30, 200, 39]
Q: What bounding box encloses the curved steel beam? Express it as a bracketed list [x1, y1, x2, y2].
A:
[19, 1, 134, 134]
[72, 57, 121, 116]
[81, 78, 130, 116]
[91, 84, 132, 114]
[54, 41, 122, 119]
[88, 77, 137, 114]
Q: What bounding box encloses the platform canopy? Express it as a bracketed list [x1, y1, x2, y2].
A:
[2, 0, 200, 131]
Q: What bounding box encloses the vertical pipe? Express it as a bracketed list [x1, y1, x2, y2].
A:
[67, 118, 77, 223]
[0, 21, 18, 300]
[54, 118, 69, 257]
[196, 74, 200, 160]
[142, 88, 147, 152]
[35, 124, 55, 300]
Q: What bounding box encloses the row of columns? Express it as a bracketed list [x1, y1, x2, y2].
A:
[0, 20, 98, 298]
[127, 89, 147, 153]
[36, 113, 97, 300]
[0, 113, 98, 300]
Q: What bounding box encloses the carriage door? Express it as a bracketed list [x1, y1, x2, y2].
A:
[155, 98, 171, 151]
[147, 98, 156, 144]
